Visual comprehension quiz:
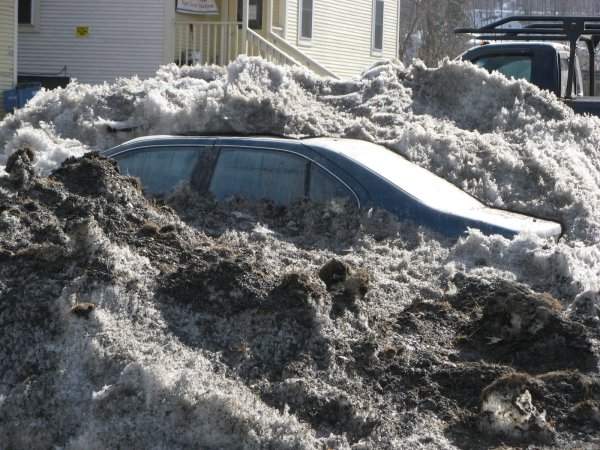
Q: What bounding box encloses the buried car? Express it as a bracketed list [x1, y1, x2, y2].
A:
[102, 135, 562, 240]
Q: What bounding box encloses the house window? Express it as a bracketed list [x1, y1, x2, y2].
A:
[299, 0, 313, 42]
[372, 0, 384, 53]
[18, 0, 39, 31]
[18, 0, 33, 24]
[237, 0, 263, 30]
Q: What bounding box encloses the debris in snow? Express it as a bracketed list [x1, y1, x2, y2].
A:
[453, 276, 594, 374]
[69, 302, 96, 319]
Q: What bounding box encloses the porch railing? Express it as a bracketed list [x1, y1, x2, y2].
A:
[246, 29, 299, 66]
[175, 21, 241, 66]
[271, 26, 285, 39]
[174, 22, 300, 68]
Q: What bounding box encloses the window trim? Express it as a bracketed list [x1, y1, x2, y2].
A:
[558, 52, 582, 97]
[371, 0, 384, 55]
[18, 0, 40, 33]
[297, 0, 314, 45]
[308, 162, 357, 205]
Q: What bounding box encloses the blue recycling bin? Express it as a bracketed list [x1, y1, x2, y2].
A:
[3, 88, 17, 113]
[3, 82, 41, 113]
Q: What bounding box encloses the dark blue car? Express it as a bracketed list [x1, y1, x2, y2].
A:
[102, 135, 562, 240]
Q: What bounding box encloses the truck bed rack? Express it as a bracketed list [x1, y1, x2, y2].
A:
[456, 16, 600, 97]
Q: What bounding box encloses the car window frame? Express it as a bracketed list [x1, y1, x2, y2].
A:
[209, 144, 361, 207]
[106, 141, 216, 160]
[107, 138, 367, 208]
[558, 52, 582, 97]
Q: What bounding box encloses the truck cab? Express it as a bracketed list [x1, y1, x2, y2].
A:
[458, 42, 583, 98]
[455, 16, 600, 116]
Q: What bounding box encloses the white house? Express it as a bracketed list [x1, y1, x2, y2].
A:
[14, 0, 401, 87]
[0, 0, 17, 116]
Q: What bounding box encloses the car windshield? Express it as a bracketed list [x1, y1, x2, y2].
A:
[310, 139, 484, 212]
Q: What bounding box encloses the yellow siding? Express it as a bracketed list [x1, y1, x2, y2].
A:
[0, 0, 16, 116]
[174, 0, 400, 78]
[287, 0, 399, 78]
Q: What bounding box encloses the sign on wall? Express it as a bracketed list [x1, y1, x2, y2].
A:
[75, 26, 90, 37]
[176, 0, 219, 15]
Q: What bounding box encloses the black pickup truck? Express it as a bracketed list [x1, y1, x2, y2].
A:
[455, 16, 600, 116]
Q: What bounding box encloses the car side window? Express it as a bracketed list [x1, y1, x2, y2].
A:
[209, 147, 307, 204]
[309, 164, 356, 205]
[115, 147, 204, 195]
[474, 54, 532, 81]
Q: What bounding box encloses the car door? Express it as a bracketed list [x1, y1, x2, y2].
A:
[207, 143, 359, 206]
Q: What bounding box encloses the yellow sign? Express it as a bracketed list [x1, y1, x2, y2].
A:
[75, 26, 90, 37]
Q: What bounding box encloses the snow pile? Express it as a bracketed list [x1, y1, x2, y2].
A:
[1, 57, 600, 448]
[2, 57, 600, 245]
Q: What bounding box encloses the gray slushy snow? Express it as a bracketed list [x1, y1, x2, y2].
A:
[2, 57, 600, 291]
[1, 56, 600, 448]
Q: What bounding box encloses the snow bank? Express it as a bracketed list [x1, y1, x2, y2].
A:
[1, 56, 600, 448]
[2, 56, 600, 288]
[2, 57, 600, 241]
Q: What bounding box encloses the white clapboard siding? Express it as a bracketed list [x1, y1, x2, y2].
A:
[0, 0, 16, 116]
[285, 0, 400, 78]
[18, 0, 168, 85]
[273, 0, 281, 28]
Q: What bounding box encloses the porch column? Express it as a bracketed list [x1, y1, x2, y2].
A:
[267, 0, 273, 33]
[220, 0, 228, 64]
[242, 0, 249, 53]
[13, 0, 18, 85]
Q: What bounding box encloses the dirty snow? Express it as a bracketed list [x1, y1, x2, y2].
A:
[0, 56, 599, 448]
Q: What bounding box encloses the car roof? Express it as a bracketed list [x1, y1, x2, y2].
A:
[117, 134, 299, 144]
[106, 134, 413, 172]
[466, 41, 570, 52]
[104, 134, 345, 157]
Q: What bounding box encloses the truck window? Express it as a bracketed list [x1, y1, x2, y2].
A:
[474, 54, 532, 81]
[559, 53, 582, 97]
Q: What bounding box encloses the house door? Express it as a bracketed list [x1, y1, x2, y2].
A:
[237, 0, 263, 30]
